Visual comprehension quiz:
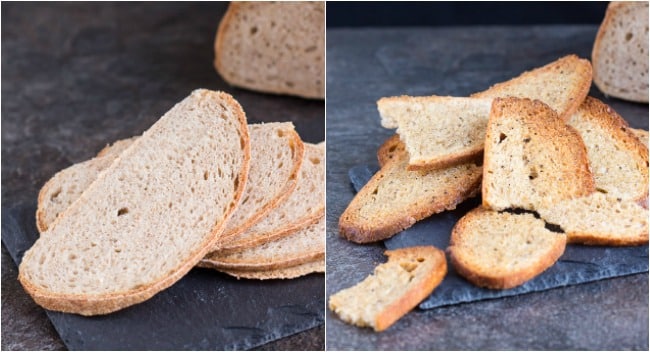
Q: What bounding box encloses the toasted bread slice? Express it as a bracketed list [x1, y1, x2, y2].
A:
[482, 97, 595, 211]
[219, 258, 324, 280]
[19, 89, 250, 315]
[538, 193, 648, 246]
[568, 97, 648, 205]
[329, 246, 447, 332]
[448, 207, 566, 290]
[340, 142, 482, 243]
[472, 54, 592, 121]
[377, 96, 492, 170]
[377, 134, 403, 168]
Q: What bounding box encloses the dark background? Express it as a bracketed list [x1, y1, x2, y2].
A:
[327, 2, 608, 27]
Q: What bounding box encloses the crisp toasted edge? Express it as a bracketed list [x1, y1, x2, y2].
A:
[20, 90, 251, 316]
[216, 126, 305, 244]
[472, 54, 592, 121]
[592, 2, 649, 103]
[447, 207, 567, 290]
[200, 250, 324, 272]
[219, 258, 324, 280]
[373, 246, 447, 332]
[339, 148, 482, 243]
[631, 128, 649, 148]
[566, 229, 649, 247]
[377, 134, 403, 167]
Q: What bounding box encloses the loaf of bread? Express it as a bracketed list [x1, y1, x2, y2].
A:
[538, 193, 648, 246]
[448, 207, 566, 289]
[214, 2, 324, 99]
[592, 1, 649, 103]
[329, 246, 447, 332]
[482, 97, 595, 211]
[567, 97, 648, 205]
[19, 89, 250, 315]
[218, 142, 324, 253]
[219, 258, 324, 280]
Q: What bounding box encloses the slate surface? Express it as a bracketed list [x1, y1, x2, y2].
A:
[1, 3, 324, 350]
[349, 165, 649, 309]
[326, 26, 648, 350]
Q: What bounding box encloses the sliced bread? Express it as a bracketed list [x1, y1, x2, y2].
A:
[471, 54, 592, 121]
[592, 1, 649, 103]
[36, 137, 136, 233]
[377, 96, 493, 169]
[448, 207, 566, 290]
[538, 193, 649, 246]
[567, 97, 648, 205]
[217, 142, 324, 253]
[377, 134, 402, 167]
[219, 258, 324, 280]
[482, 97, 595, 211]
[217, 122, 304, 243]
[19, 89, 250, 315]
[200, 216, 325, 271]
[339, 142, 482, 243]
[214, 2, 325, 99]
[328, 246, 447, 332]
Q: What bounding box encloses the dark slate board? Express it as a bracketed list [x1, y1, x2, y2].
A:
[349, 165, 649, 310]
[2, 203, 324, 350]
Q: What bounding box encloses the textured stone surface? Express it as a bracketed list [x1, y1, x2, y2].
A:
[326, 26, 648, 350]
[2, 3, 323, 350]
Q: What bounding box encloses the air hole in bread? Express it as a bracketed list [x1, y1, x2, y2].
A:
[114, 248, 122, 253]
[304, 45, 317, 53]
[50, 188, 62, 200]
[250, 26, 258, 35]
[523, 137, 531, 143]
[625, 32, 633, 41]
[68, 253, 77, 260]
[596, 187, 608, 194]
[310, 157, 321, 165]
[529, 167, 538, 180]
[400, 261, 417, 272]
[233, 177, 240, 191]
[285, 81, 295, 88]
[203, 171, 209, 180]
[117, 208, 129, 216]
[278, 162, 284, 169]
[499, 133, 507, 143]
[416, 257, 425, 262]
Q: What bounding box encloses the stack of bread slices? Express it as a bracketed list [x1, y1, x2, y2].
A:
[20, 89, 324, 316]
[339, 54, 648, 290]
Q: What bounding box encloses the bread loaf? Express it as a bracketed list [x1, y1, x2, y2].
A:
[19, 89, 250, 315]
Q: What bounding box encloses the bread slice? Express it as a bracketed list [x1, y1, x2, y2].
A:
[632, 128, 649, 149]
[219, 258, 324, 280]
[19, 89, 250, 315]
[448, 207, 566, 290]
[538, 193, 648, 246]
[377, 134, 402, 168]
[200, 216, 324, 271]
[592, 2, 649, 103]
[471, 54, 592, 121]
[36, 137, 136, 233]
[328, 246, 447, 332]
[214, 2, 324, 99]
[340, 141, 482, 243]
[377, 96, 493, 170]
[568, 97, 648, 205]
[217, 122, 304, 243]
[217, 142, 324, 253]
[482, 97, 595, 211]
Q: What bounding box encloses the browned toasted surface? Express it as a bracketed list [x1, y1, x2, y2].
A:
[219, 258, 324, 280]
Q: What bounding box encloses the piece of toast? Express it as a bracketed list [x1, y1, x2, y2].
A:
[217, 142, 324, 253]
[538, 192, 649, 246]
[567, 97, 648, 206]
[19, 89, 250, 315]
[482, 97, 595, 211]
[377, 96, 492, 170]
[219, 258, 324, 280]
[339, 140, 482, 243]
[329, 246, 447, 332]
[214, 2, 324, 99]
[592, 1, 649, 103]
[448, 207, 566, 290]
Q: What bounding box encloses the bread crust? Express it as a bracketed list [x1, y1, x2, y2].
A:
[20, 90, 251, 316]
[219, 259, 324, 280]
[199, 251, 324, 272]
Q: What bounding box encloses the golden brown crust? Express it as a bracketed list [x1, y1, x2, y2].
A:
[19, 90, 251, 316]
[199, 251, 324, 272]
[377, 134, 403, 167]
[567, 231, 648, 246]
[213, 3, 238, 86]
[219, 259, 325, 280]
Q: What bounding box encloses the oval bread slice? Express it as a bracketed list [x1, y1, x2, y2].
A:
[19, 89, 250, 315]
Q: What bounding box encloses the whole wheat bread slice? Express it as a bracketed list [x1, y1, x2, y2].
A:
[632, 128, 649, 149]
[36, 137, 137, 233]
[214, 2, 324, 99]
[328, 246, 447, 332]
[592, 1, 649, 103]
[200, 216, 325, 271]
[340, 141, 482, 243]
[217, 142, 324, 253]
[538, 193, 648, 246]
[448, 207, 566, 290]
[19, 89, 250, 315]
[217, 122, 304, 244]
[377, 96, 493, 170]
[219, 258, 324, 280]
[568, 97, 648, 205]
[482, 97, 595, 212]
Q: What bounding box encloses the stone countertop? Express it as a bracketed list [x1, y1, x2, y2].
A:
[1, 3, 324, 350]
[325, 26, 648, 350]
